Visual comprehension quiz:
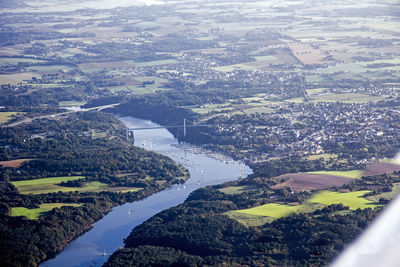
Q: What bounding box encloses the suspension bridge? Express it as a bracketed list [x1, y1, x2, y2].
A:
[125, 118, 208, 141]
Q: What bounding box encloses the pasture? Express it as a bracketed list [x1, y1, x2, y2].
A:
[123, 76, 169, 94]
[191, 103, 234, 114]
[0, 57, 44, 66]
[0, 72, 40, 85]
[310, 93, 386, 103]
[228, 188, 377, 226]
[28, 65, 75, 73]
[12, 176, 93, 194]
[306, 153, 338, 161]
[11, 176, 143, 194]
[78, 61, 131, 73]
[224, 211, 273, 227]
[366, 183, 400, 202]
[125, 59, 178, 67]
[309, 190, 377, 210]
[0, 112, 19, 124]
[58, 101, 86, 107]
[11, 203, 82, 220]
[218, 185, 257, 195]
[234, 203, 302, 218]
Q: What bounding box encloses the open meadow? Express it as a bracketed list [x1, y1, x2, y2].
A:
[11, 203, 82, 220]
[11, 176, 143, 194]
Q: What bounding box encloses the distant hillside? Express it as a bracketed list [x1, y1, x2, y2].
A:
[0, 0, 26, 8]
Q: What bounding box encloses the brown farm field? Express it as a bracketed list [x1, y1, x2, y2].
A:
[0, 159, 31, 168]
[289, 43, 328, 65]
[272, 173, 353, 192]
[363, 162, 400, 177]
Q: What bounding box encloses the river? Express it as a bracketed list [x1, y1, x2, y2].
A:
[40, 116, 252, 267]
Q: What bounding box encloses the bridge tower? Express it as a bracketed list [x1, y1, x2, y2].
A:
[183, 118, 186, 138]
[126, 129, 135, 142]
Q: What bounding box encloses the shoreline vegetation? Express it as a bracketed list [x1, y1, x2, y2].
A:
[0, 0, 399, 265]
[0, 112, 189, 266]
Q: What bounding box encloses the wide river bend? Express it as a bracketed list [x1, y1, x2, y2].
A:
[40, 116, 252, 267]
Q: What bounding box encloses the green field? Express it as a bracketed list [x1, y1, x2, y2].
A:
[191, 103, 233, 114]
[218, 185, 257, 195]
[366, 183, 400, 202]
[11, 203, 82, 220]
[58, 101, 86, 107]
[310, 93, 386, 103]
[0, 57, 44, 66]
[285, 97, 305, 103]
[308, 170, 363, 179]
[125, 59, 178, 67]
[228, 188, 377, 226]
[309, 190, 377, 210]
[110, 76, 169, 94]
[116, 188, 143, 193]
[306, 153, 338, 161]
[243, 106, 275, 115]
[12, 176, 96, 194]
[224, 211, 274, 227]
[12, 176, 143, 194]
[0, 112, 19, 124]
[234, 203, 303, 218]
[28, 65, 75, 72]
[212, 63, 255, 72]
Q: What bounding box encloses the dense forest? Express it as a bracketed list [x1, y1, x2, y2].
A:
[105, 186, 382, 266]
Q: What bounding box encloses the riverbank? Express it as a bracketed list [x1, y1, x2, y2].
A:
[39, 115, 251, 267]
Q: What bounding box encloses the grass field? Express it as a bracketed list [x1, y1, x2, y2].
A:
[125, 59, 178, 67]
[78, 61, 131, 72]
[218, 185, 257, 195]
[115, 188, 143, 193]
[0, 72, 40, 85]
[228, 188, 377, 226]
[0, 112, 19, 124]
[191, 103, 233, 114]
[308, 170, 363, 179]
[0, 57, 44, 66]
[12, 176, 89, 194]
[11, 203, 82, 220]
[306, 153, 338, 161]
[109, 76, 169, 94]
[310, 93, 386, 103]
[58, 101, 86, 107]
[224, 211, 274, 227]
[285, 97, 305, 103]
[12, 176, 143, 194]
[28, 65, 75, 72]
[212, 63, 255, 72]
[309, 190, 377, 210]
[366, 183, 400, 202]
[234, 203, 303, 218]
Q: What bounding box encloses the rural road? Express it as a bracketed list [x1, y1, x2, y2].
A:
[4, 103, 121, 127]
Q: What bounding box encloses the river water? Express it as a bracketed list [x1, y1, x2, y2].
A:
[40, 116, 252, 267]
